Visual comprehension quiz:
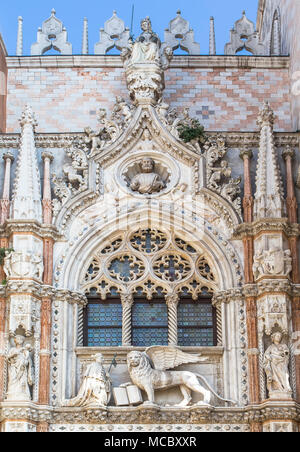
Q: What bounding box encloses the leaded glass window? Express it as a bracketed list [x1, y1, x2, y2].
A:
[84, 299, 122, 346]
[132, 300, 168, 346]
[177, 299, 216, 347]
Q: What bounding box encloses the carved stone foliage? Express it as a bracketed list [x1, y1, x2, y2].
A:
[163, 10, 200, 55]
[224, 11, 265, 55]
[52, 142, 88, 218]
[84, 98, 135, 157]
[94, 11, 131, 55]
[81, 228, 216, 300]
[204, 136, 241, 214]
[31, 9, 72, 55]
[253, 248, 292, 281]
[6, 335, 34, 402]
[121, 17, 173, 105]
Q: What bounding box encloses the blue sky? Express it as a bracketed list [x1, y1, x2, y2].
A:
[0, 0, 259, 55]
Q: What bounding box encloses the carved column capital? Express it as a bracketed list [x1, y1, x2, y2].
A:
[239, 148, 253, 161]
[41, 152, 54, 163]
[120, 293, 134, 309]
[282, 145, 295, 161]
[165, 293, 179, 308]
[3, 152, 14, 163]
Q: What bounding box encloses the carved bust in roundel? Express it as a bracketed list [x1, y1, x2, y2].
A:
[130, 157, 165, 195]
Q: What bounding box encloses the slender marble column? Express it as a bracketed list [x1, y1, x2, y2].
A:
[121, 294, 134, 346]
[0, 297, 6, 401]
[246, 297, 261, 404]
[0, 152, 14, 224]
[166, 294, 179, 346]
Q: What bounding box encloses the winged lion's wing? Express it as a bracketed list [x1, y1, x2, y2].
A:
[145, 346, 205, 371]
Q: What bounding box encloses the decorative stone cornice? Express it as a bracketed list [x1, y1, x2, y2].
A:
[0, 281, 87, 306]
[243, 280, 300, 298]
[0, 132, 298, 149]
[0, 220, 61, 241]
[212, 288, 244, 306]
[6, 55, 290, 70]
[233, 219, 300, 240]
[1, 401, 299, 426]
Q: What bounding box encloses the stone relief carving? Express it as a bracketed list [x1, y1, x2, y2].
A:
[31, 9, 72, 56]
[257, 295, 291, 337]
[94, 11, 131, 55]
[122, 347, 236, 407]
[4, 251, 43, 281]
[9, 295, 40, 338]
[128, 157, 165, 195]
[52, 142, 88, 218]
[263, 332, 292, 400]
[121, 17, 173, 105]
[204, 136, 241, 213]
[63, 353, 111, 408]
[6, 335, 34, 402]
[253, 248, 292, 281]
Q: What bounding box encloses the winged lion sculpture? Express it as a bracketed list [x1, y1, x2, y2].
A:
[122, 346, 236, 407]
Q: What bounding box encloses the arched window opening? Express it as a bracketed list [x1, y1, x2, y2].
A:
[81, 228, 219, 348]
[270, 10, 281, 56]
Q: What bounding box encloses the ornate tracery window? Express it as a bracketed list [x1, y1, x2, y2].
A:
[81, 228, 218, 347]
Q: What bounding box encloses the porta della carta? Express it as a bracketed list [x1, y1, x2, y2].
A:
[0, 1, 299, 433]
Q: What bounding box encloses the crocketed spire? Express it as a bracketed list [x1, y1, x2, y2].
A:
[253, 101, 285, 219]
[11, 105, 42, 222]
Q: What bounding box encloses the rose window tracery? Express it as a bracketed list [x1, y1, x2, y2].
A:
[82, 229, 217, 299]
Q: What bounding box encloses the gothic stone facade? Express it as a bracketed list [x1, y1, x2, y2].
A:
[0, 2, 300, 433]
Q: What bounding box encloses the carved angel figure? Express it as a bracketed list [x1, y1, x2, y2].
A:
[6, 335, 34, 402]
[64, 353, 111, 408]
[123, 346, 236, 407]
[263, 332, 292, 398]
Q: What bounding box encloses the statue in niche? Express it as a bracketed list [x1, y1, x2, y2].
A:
[130, 17, 161, 65]
[6, 335, 34, 402]
[64, 353, 111, 408]
[130, 157, 165, 195]
[263, 332, 292, 399]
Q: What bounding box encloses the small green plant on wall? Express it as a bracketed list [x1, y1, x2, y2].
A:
[0, 247, 14, 285]
[177, 119, 206, 145]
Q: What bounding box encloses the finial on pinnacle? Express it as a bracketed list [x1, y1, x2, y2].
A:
[51, 8, 56, 16]
[177, 10, 181, 15]
[257, 100, 275, 129]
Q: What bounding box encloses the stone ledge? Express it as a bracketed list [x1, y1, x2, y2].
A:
[0, 400, 299, 425]
[6, 55, 290, 69]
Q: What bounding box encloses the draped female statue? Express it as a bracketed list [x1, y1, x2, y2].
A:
[263, 332, 292, 398]
[130, 17, 161, 64]
[6, 335, 34, 401]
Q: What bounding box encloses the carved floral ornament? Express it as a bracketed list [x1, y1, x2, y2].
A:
[81, 228, 217, 300]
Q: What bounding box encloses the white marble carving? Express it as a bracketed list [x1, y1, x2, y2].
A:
[9, 295, 40, 337]
[263, 332, 292, 400]
[123, 346, 236, 407]
[257, 295, 291, 338]
[6, 335, 34, 402]
[63, 354, 111, 407]
[31, 9, 72, 55]
[94, 11, 130, 55]
[11, 105, 42, 222]
[224, 11, 265, 55]
[129, 157, 165, 194]
[121, 17, 173, 105]
[253, 248, 292, 280]
[4, 251, 43, 281]
[163, 10, 200, 55]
